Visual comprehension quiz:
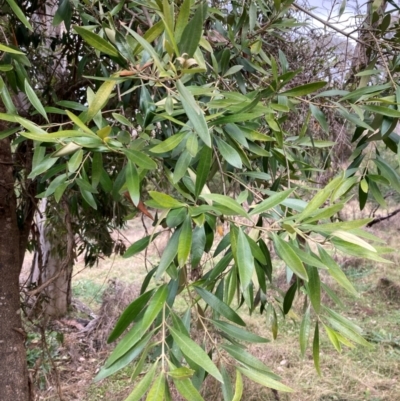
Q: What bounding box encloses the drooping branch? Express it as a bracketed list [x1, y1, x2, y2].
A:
[366, 208, 400, 227]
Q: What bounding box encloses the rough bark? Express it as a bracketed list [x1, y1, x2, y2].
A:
[0, 138, 30, 401]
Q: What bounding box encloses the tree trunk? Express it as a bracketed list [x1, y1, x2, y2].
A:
[28, 199, 73, 318]
[0, 138, 30, 401]
[25, 1, 73, 319]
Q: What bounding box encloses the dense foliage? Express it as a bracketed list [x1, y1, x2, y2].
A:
[1, 0, 400, 399]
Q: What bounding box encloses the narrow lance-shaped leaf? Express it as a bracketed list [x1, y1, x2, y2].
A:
[169, 326, 224, 383]
[280, 81, 326, 97]
[237, 366, 293, 393]
[307, 266, 321, 314]
[310, 104, 328, 133]
[126, 160, 140, 206]
[108, 290, 155, 343]
[24, 79, 48, 122]
[249, 188, 295, 216]
[73, 26, 119, 57]
[123, 233, 160, 259]
[177, 80, 211, 147]
[87, 79, 117, 122]
[178, 216, 192, 267]
[211, 319, 269, 343]
[235, 229, 255, 291]
[313, 321, 321, 375]
[125, 363, 158, 401]
[194, 287, 245, 326]
[272, 234, 308, 281]
[299, 306, 311, 357]
[156, 228, 181, 279]
[105, 285, 168, 367]
[200, 194, 249, 219]
[178, 2, 208, 57]
[232, 370, 243, 401]
[146, 373, 165, 401]
[283, 281, 297, 315]
[6, 0, 33, 31]
[318, 245, 357, 296]
[195, 145, 212, 197]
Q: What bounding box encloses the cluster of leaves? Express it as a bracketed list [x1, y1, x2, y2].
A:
[1, 0, 400, 398]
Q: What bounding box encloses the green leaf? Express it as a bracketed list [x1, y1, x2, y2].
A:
[235, 229, 255, 291]
[178, 2, 208, 57]
[0, 43, 24, 55]
[177, 80, 211, 147]
[150, 133, 186, 153]
[323, 324, 341, 353]
[123, 25, 165, 72]
[173, 150, 192, 183]
[156, 228, 181, 279]
[124, 149, 157, 170]
[325, 315, 370, 348]
[237, 366, 293, 392]
[363, 104, 400, 118]
[331, 230, 376, 252]
[172, 376, 205, 401]
[195, 287, 245, 326]
[216, 137, 242, 168]
[272, 234, 308, 281]
[169, 326, 223, 383]
[105, 285, 168, 367]
[295, 175, 343, 222]
[200, 194, 249, 219]
[307, 266, 321, 314]
[108, 290, 155, 343]
[95, 333, 151, 381]
[299, 306, 311, 357]
[178, 216, 192, 267]
[195, 146, 212, 197]
[175, 0, 190, 42]
[146, 373, 165, 401]
[126, 160, 140, 206]
[301, 218, 372, 233]
[221, 366, 233, 401]
[24, 79, 48, 122]
[318, 245, 357, 296]
[125, 363, 157, 401]
[168, 366, 195, 380]
[313, 322, 321, 375]
[280, 81, 326, 97]
[6, 0, 33, 31]
[232, 370, 243, 401]
[249, 188, 295, 216]
[66, 110, 95, 136]
[310, 104, 328, 133]
[339, 83, 391, 101]
[374, 157, 400, 193]
[221, 344, 278, 377]
[87, 79, 117, 122]
[68, 149, 83, 173]
[149, 191, 185, 209]
[73, 26, 119, 57]
[283, 281, 297, 315]
[29, 155, 58, 179]
[124, 233, 160, 259]
[211, 320, 269, 343]
[80, 187, 97, 209]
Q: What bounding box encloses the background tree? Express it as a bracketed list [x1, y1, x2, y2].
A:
[1, 0, 400, 400]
